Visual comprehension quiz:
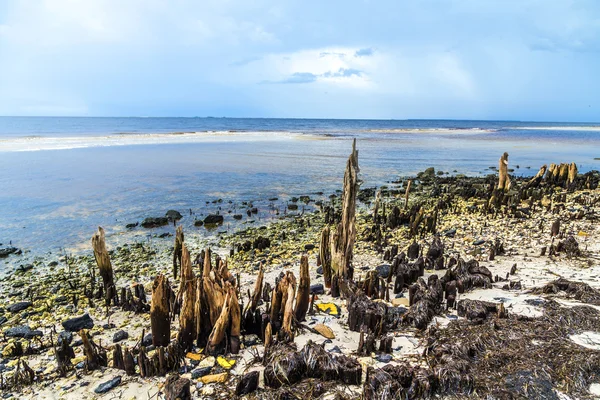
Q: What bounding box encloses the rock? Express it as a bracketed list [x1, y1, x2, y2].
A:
[191, 366, 212, 379]
[316, 266, 323, 275]
[233, 214, 243, 220]
[15, 264, 33, 273]
[166, 210, 183, 220]
[243, 334, 259, 347]
[54, 296, 68, 305]
[304, 244, 316, 251]
[142, 333, 153, 346]
[0, 316, 7, 326]
[165, 375, 191, 400]
[0, 247, 19, 258]
[200, 373, 228, 384]
[4, 325, 35, 338]
[288, 204, 299, 210]
[58, 331, 73, 345]
[198, 356, 215, 370]
[125, 222, 138, 229]
[376, 264, 391, 279]
[141, 217, 168, 228]
[194, 220, 204, 227]
[310, 284, 324, 295]
[375, 354, 392, 363]
[113, 330, 128, 343]
[203, 215, 224, 225]
[313, 324, 335, 339]
[236, 371, 259, 396]
[473, 239, 486, 246]
[94, 376, 121, 394]
[443, 228, 457, 237]
[7, 301, 32, 313]
[62, 314, 94, 332]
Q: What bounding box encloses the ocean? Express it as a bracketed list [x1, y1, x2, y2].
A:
[0, 117, 599, 260]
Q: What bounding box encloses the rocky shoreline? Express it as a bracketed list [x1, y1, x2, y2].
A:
[1, 148, 600, 400]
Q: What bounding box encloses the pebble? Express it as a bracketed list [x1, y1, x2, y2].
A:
[94, 376, 121, 394]
[376, 264, 391, 279]
[113, 330, 129, 343]
[375, 354, 393, 363]
[191, 366, 212, 379]
[310, 284, 324, 295]
[62, 313, 94, 332]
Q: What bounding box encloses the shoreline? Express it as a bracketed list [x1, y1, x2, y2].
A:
[1, 161, 600, 399]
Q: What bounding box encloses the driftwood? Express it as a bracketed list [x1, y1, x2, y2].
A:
[294, 255, 310, 322]
[151, 274, 171, 347]
[331, 139, 359, 281]
[173, 226, 184, 279]
[91, 227, 117, 306]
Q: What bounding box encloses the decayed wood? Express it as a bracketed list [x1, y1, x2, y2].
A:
[206, 293, 230, 354]
[229, 287, 241, 354]
[294, 254, 310, 322]
[404, 180, 412, 210]
[151, 274, 171, 347]
[177, 245, 196, 351]
[525, 165, 547, 188]
[55, 334, 75, 376]
[498, 152, 510, 191]
[264, 322, 273, 353]
[123, 346, 136, 375]
[281, 284, 296, 341]
[319, 226, 332, 288]
[373, 188, 381, 224]
[91, 226, 117, 306]
[194, 277, 202, 346]
[112, 343, 124, 369]
[330, 139, 359, 281]
[173, 226, 184, 279]
[79, 329, 107, 371]
[568, 162, 578, 185]
[250, 262, 264, 311]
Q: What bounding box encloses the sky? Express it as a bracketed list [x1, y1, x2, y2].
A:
[0, 0, 599, 121]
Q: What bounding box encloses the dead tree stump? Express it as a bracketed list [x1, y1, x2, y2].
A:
[151, 274, 171, 347]
[173, 226, 184, 279]
[91, 227, 117, 306]
[294, 254, 310, 322]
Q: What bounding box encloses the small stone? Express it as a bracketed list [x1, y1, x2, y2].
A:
[204, 215, 224, 225]
[316, 266, 323, 275]
[4, 325, 33, 338]
[166, 210, 183, 220]
[473, 239, 486, 246]
[191, 366, 212, 379]
[142, 333, 153, 346]
[113, 330, 128, 343]
[310, 284, 324, 295]
[376, 264, 391, 279]
[375, 354, 392, 363]
[7, 301, 32, 313]
[304, 244, 315, 251]
[313, 324, 335, 339]
[94, 376, 121, 394]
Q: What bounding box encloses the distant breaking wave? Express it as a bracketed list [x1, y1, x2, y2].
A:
[511, 126, 600, 131]
[0, 130, 309, 152]
[364, 127, 497, 134]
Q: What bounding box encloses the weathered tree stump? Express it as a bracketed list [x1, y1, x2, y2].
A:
[151, 274, 171, 347]
[319, 226, 332, 288]
[294, 254, 310, 322]
[173, 225, 184, 279]
[79, 329, 107, 371]
[91, 227, 117, 306]
[177, 245, 196, 351]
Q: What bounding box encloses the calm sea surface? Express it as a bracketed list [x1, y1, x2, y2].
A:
[0, 117, 599, 260]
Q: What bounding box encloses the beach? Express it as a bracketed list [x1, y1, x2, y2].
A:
[1, 119, 600, 399]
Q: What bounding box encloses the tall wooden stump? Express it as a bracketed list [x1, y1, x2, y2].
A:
[498, 152, 510, 191]
[330, 139, 359, 282]
[91, 227, 117, 306]
[294, 255, 310, 322]
[173, 226, 184, 280]
[151, 274, 171, 347]
[319, 226, 332, 288]
[177, 245, 196, 351]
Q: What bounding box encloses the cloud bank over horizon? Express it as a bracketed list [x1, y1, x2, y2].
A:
[0, 0, 598, 121]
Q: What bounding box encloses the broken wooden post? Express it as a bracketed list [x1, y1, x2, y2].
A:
[229, 286, 241, 354]
[498, 152, 510, 191]
[79, 329, 107, 371]
[404, 180, 412, 210]
[91, 227, 117, 306]
[319, 226, 332, 288]
[294, 254, 310, 322]
[177, 245, 196, 351]
[282, 284, 296, 341]
[206, 293, 230, 354]
[151, 274, 171, 347]
[330, 139, 359, 282]
[173, 226, 184, 280]
[373, 188, 381, 224]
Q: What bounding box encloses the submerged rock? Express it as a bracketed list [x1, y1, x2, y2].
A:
[204, 215, 224, 225]
[0, 247, 20, 258]
[166, 210, 183, 220]
[141, 217, 168, 228]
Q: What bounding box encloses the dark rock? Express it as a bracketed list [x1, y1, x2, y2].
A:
[142, 333, 153, 347]
[164, 375, 191, 400]
[233, 214, 243, 220]
[62, 313, 94, 332]
[236, 371, 260, 396]
[102, 323, 116, 329]
[375, 354, 392, 363]
[190, 366, 212, 379]
[473, 239, 486, 246]
[58, 331, 73, 345]
[0, 316, 7, 326]
[310, 284, 324, 295]
[304, 244, 316, 251]
[204, 214, 224, 225]
[113, 330, 128, 343]
[15, 264, 33, 273]
[24, 329, 43, 339]
[376, 264, 391, 279]
[141, 217, 168, 228]
[4, 325, 35, 338]
[125, 222, 138, 229]
[54, 296, 68, 305]
[194, 220, 204, 227]
[7, 301, 32, 313]
[288, 204, 299, 210]
[0, 247, 19, 258]
[165, 210, 183, 220]
[316, 266, 323, 275]
[94, 376, 121, 394]
[158, 232, 171, 238]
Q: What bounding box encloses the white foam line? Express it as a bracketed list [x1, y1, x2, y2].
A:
[0, 131, 309, 152]
[512, 126, 600, 131]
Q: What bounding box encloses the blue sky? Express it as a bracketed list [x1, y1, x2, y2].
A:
[0, 0, 599, 120]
